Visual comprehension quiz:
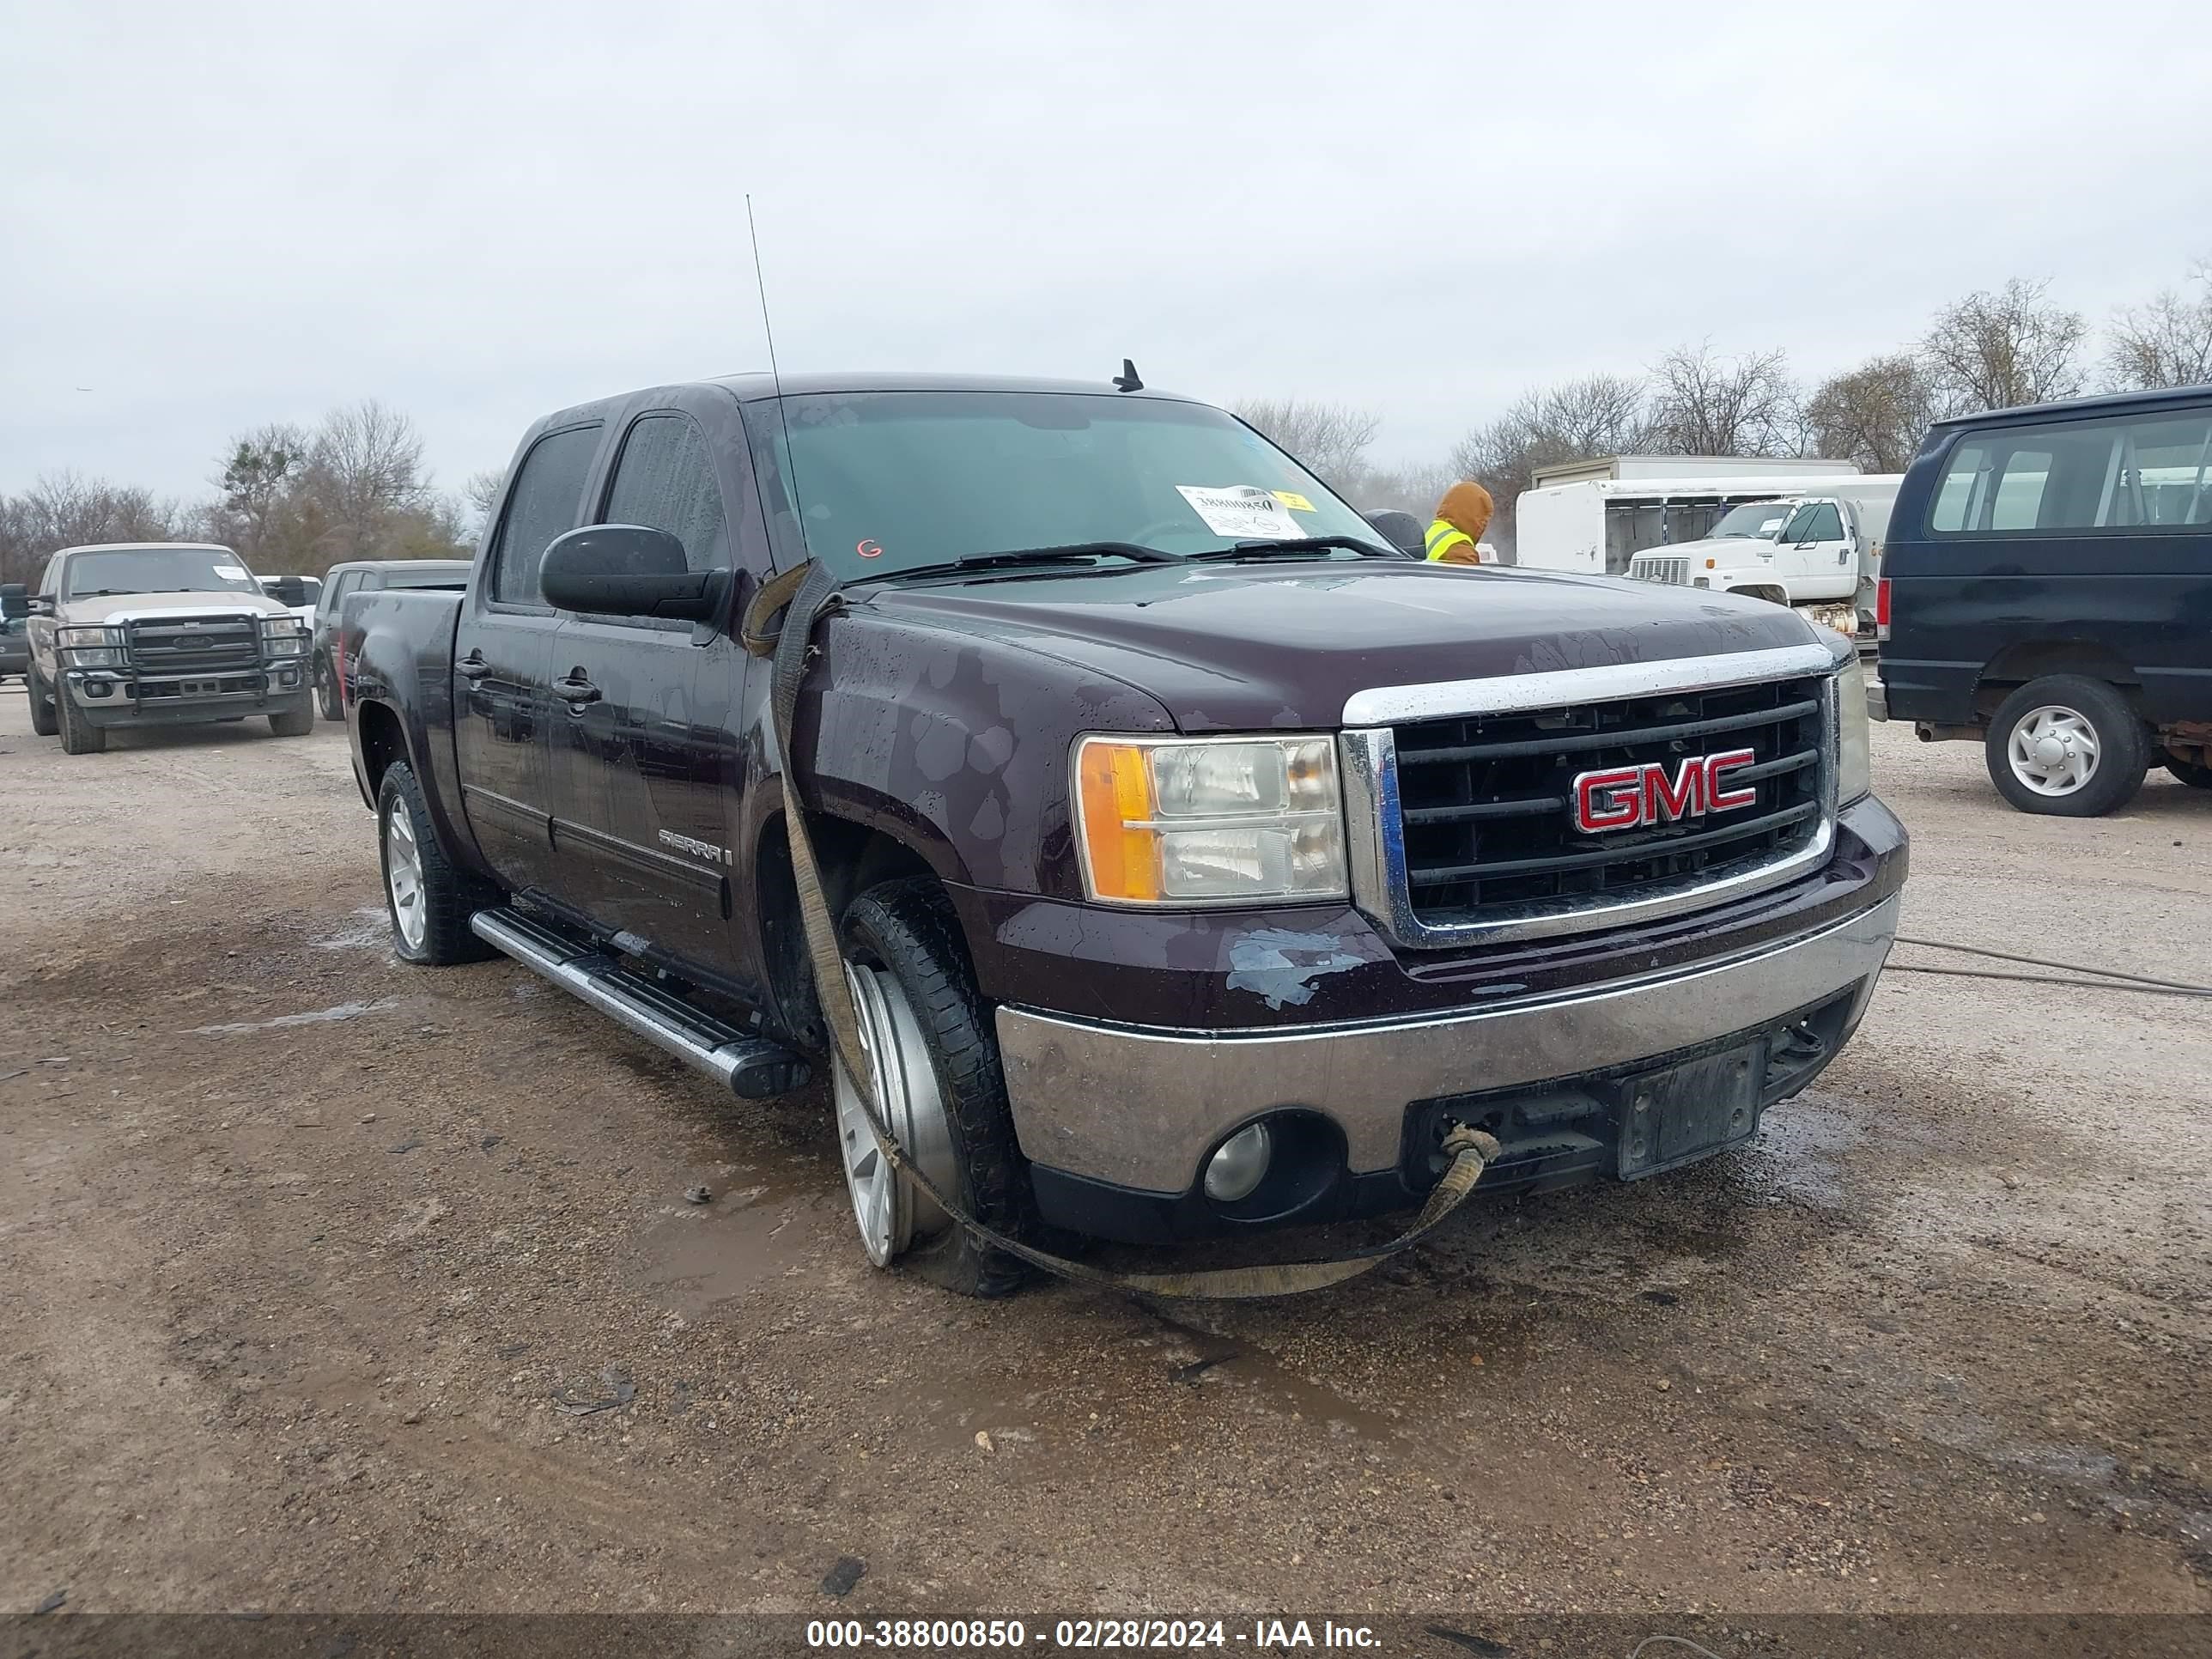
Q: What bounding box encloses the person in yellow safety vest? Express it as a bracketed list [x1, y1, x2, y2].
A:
[1425, 480, 1494, 565]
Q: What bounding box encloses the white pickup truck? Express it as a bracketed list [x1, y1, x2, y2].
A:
[1626, 480, 1899, 635]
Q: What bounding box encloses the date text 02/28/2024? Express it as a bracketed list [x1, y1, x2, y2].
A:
[805, 1619, 1382, 1650]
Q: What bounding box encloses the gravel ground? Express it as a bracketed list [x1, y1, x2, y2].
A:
[2, 687, 2207, 1621]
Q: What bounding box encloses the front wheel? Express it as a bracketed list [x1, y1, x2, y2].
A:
[27, 667, 58, 737]
[376, 761, 499, 964]
[315, 657, 344, 721]
[269, 703, 315, 738]
[1985, 676, 2148, 817]
[56, 680, 107, 754]
[833, 878, 1032, 1297]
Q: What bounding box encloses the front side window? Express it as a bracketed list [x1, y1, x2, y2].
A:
[489, 425, 602, 605]
[62, 546, 260, 599]
[1780, 501, 1845, 544]
[744, 391, 1385, 580]
[601, 414, 729, 573]
[1930, 406, 2212, 535]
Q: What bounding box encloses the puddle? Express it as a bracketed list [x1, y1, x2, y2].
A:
[630, 1182, 817, 1319]
[312, 906, 391, 951]
[189, 1000, 400, 1036]
[1741, 1094, 1861, 1205]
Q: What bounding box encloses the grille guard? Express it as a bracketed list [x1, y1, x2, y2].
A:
[1340, 644, 1844, 949]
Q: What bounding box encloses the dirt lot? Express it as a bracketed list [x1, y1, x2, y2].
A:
[3, 687, 2209, 1622]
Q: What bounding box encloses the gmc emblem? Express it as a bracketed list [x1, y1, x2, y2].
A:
[1571, 749, 1758, 834]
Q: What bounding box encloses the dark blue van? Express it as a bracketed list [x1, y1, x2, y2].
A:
[1879, 385, 2212, 815]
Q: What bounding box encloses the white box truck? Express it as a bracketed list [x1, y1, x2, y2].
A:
[1625, 478, 1903, 634]
[1513, 459, 1898, 635]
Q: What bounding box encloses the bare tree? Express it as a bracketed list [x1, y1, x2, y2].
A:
[307, 398, 430, 563]
[461, 469, 506, 539]
[1644, 343, 1799, 457]
[0, 471, 191, 586]
[1231, 399, 1382, 493]
[1920, 277, 2086, 414]
[212, 422, 309, 566]
[1349, 461, 1457, 520]
[2105, 259, 2212, 391]
[1443, 373, 1655, 555]
[1803, 354, 1940, 473]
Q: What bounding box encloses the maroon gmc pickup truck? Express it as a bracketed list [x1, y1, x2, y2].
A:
[342, 372, 1905, 1294]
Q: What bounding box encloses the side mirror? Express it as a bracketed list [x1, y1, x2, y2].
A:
[0, 582, 25, 621]
[1363, 508, 1425, 556]
[269, 575, 309, 608]
[540, 525, 722, 622]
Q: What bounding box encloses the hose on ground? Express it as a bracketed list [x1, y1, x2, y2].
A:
[1889, 934, 2212, 999]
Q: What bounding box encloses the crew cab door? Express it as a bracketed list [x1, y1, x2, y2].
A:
[453, 420, 604, 899]
[545, 398, 750, 969]
[1769, 498, 1858, 601]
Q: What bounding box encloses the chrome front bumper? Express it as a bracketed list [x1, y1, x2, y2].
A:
[995, 891, 1899, 1194]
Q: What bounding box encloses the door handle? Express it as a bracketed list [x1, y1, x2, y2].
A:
[458, 653, 492, 681]
[553, 675, 601, 708]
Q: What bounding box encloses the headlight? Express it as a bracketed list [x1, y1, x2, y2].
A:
[260, 616, 309, 656]
[1073, 733, 1347, 905]
[56, 624, 125, 667]
[1835, 656, 1872, 804]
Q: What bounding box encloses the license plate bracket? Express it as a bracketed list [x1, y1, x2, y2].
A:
[1614, 1039, 1767, 1179]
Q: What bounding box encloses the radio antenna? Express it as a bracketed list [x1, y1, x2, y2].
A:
[745, 193, 805, 546]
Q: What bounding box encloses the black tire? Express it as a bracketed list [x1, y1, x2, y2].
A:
[269, 703, 315, 738]
[27, 667, 58, 737]
[315, 655, 343, 722]
[2166, 756, 2212, 789]
[1984, 676, 2148, 817]
[56, 679, 107, 754]
[840, 878, 1033, 1297]
[376, 760, 500, 965]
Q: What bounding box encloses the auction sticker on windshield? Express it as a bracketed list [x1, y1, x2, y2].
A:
[1176, 484, 1304, 540]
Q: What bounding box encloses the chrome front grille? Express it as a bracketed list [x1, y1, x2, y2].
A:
[124, 613, 261, 676]
[1339, 646, 1841, 948]
[1632, 556, 1691, 586]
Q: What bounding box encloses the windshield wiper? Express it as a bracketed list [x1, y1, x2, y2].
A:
[1184, 536, 1400, 562]
[865, 542, 1179, 583]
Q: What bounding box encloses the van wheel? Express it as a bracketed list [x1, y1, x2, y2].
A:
[833, 878, 1031, 1297]
[2167, 757, 2212, 789]
[57, 682, 107, 754]
[315, 657, 343, 721]
[27, 668, 58, 737]
[1986, 676, 2148, 817]
[377, 761, 499, 964]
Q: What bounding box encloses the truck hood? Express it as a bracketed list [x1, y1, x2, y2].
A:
[58, 590, 291, 625]
[1634, 535, 1778, 563]
[857, 560, 1823, 732]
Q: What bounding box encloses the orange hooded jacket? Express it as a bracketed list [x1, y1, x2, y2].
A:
[1425, 482, 1494, 564]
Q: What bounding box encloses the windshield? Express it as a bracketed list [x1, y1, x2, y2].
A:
[744, 391, 1389, 579]
[64, 546, 260, 599]
[1709, 501, 1793, 539]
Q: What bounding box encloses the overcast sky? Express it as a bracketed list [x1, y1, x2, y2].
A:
[5, 0, 2209, 501]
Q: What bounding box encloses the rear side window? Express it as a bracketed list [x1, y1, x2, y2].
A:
[1929, 407, 2212, 535]
[489, 425, 602, 605]
[601, 414, 729, 573]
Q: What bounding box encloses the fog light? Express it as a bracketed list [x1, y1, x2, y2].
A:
[85, 680, 112, 698]
[1203, 1121, 1273, 1202]
[277, 668, 299, 687]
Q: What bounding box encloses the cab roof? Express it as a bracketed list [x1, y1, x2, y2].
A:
[1932, 382, 2212, 427]
[526, 371, 1206, 434]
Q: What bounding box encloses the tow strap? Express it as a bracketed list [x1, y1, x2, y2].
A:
[744, 560, 1500, 1300]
